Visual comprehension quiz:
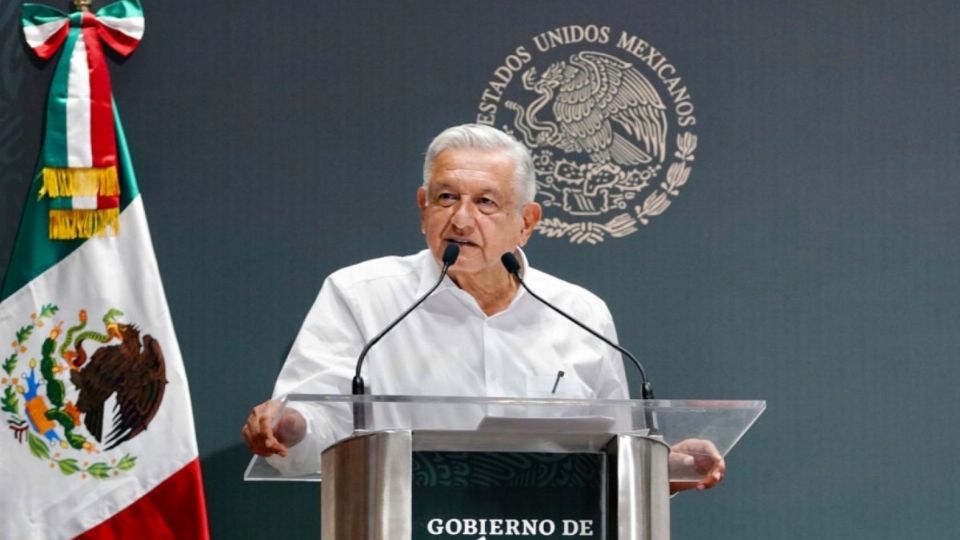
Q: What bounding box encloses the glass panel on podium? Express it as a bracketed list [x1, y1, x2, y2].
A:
[244, 394, 765, 484]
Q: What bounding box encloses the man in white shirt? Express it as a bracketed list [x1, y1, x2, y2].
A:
[242, 124, 724, 491]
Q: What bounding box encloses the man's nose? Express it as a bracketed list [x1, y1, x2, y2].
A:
[450, 200, 477, 231]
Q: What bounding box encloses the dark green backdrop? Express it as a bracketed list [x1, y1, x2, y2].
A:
[2, 1, 959, 538]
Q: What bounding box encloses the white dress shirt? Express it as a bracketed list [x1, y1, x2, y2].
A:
[267, 248, 629, 474]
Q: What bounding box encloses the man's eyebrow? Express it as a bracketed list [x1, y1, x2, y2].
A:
[479, 185, 507, 198]
[429, 183, 505, 200]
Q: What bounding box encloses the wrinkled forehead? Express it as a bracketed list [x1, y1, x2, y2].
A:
[427, 148, 517, 192]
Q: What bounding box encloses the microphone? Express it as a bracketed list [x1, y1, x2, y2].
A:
[501, 252, 655, 400]
[350, 243, 460, 429]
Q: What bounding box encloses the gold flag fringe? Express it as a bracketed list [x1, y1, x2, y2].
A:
[48, 209, 120, 239]
[40, 166, 119, 198]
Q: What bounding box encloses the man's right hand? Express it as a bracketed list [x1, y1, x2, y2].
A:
[242, 399, 307, 457]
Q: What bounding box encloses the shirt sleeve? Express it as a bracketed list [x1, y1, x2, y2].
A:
[272, 274, 365, 398]
[265, 275, 363, 474]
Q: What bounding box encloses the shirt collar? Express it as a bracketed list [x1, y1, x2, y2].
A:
[414, 248, 451, 298]
[414, 246, 531, 302]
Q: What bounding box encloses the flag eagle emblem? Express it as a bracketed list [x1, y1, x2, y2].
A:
[2, 305, 166, 479]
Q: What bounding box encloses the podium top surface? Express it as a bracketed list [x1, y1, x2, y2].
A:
[245, 394, 765, 482]
[287, 393, 764, 408]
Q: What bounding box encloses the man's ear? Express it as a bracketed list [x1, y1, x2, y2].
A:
[417, 187, 428, 234]
[417, 186, 428, 211]
[519, 202, 542, 245]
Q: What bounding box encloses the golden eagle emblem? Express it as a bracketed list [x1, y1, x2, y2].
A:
[488, 43, 698, 244]
[506, 51, 668, 166]
[71, 322, 167, 450]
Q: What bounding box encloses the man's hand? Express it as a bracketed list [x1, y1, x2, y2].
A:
[668, 438, 726, 494]
[242, 399, 307, 457]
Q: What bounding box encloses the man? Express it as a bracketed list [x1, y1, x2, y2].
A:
[242, 124, 723, 492]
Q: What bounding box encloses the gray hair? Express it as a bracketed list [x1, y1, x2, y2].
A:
[422, 124, 537, 206]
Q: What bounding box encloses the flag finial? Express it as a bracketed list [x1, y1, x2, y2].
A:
[73, 0, 91, 12]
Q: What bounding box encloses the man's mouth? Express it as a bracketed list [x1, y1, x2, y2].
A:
[446, 239, 477, 247]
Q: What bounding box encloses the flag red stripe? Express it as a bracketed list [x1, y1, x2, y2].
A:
[82, 13, 117, 168]
[96, 22, 142, 57]
[97, 195, 120, 208]
[32, 24, 70, 60]
[77, 459, 210, 540]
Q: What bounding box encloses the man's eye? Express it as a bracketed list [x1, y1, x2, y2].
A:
[477, 198, 499, 212]
[436, 193, 457, 205]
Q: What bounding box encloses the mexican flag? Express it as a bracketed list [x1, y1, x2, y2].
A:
[0, 1, 209, 538]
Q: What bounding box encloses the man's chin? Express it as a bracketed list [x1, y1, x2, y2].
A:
[447, 258, 484, 277]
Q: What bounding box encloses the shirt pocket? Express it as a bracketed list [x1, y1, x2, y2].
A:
[525, 372, 592, 399]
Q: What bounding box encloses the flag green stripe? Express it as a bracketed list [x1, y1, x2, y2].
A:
[1, 103, 140, 301]
[21, 4, 68, 27]
[114, 100, 141, 202]
[97, 0, 144, 20]
[48, 198, 74, 210]
[40, 18, 81, 168]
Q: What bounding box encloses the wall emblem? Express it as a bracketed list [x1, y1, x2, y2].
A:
[2, 304, 167, 479]
[477, 25, 698, 244]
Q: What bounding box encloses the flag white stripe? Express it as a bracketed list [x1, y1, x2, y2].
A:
[66, 35, 92, 168]
[22, 19, 69, 49]
[0, 198, 199, 539]
[72, 196, 97, 209]
[97, 16, 145, 41]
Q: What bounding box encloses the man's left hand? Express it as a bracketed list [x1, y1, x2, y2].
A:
[668, 438, 726, 494]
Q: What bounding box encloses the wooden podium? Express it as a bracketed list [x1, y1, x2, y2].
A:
[245, 395, 765, 540]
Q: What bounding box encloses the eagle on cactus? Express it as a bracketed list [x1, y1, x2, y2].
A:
[71, 321, 167, 450]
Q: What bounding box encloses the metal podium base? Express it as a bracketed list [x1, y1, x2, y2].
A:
[320, 430, 670, 540]
[612, 433, 671, 539]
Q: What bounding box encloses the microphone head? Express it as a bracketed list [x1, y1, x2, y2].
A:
[442, 242, 460, 265]
[500, 252, 522, 275]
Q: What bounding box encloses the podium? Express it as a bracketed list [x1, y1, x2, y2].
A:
[245, 395, 765, 539]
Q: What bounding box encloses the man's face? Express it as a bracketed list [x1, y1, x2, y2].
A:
[418, 148, 541, 282]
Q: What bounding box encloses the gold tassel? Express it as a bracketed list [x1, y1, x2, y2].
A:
[48, 209, 120, 240]
[40, 167, 119, 198]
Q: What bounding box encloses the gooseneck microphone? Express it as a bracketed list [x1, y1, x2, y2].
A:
[501, 252, 655, 401]
[351, 243, 460, 429]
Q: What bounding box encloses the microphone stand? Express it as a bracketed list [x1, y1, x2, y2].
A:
[350, 244, 460, 430]
[501, 252, 659, 434]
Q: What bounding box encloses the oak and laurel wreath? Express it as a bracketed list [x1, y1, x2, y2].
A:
[536, 132, 697, 244]
[2, 303, 137, 479]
